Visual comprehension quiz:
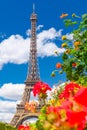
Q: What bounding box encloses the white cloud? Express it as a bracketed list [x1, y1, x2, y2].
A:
[0, 100, 18, 123]
[0, 100, 17, 113]
[0, 27, 64, 69]
[37, 28, 62, 42]
[0, 83, 25, 100]
[26, 29, 31, 36]
[36, 25, 44, 31]
[0, 112, 14, 123]
[38, 42, 65, 57]
[66, 33, 73, 40]
[0, 98, 19, 123]
[26, 25, 44, 36]
[0, 35, 30, 69]
[37, 28, 64, 57]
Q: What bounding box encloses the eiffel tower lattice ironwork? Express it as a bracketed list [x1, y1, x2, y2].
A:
[10, 5, 41, 127]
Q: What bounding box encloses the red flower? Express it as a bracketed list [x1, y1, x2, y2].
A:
[56, 63, 62, 68]
[61, 100, 73, 110]
[18, 125, 25, 130]
[47, 106, 60, 114]
[72, 62, 77, 67]
[18, 125, 30, 130]
[77, 123, 86, 130]
[59, 82, 80, 99]
[59, 90, 70, 99]
[65, 82, 80, 91]
[67, 110, 86, 127]
[74, 87, 87, 107]
[24, 126, 30, 130]
[33, 81, 51, 96]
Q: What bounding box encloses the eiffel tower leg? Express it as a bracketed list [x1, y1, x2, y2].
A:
[10, 103, 40, 127]
[10, 85, 32, 126]
[10, 104, 25, 127]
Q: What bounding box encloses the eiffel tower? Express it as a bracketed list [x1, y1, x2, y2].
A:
[10, 4, 41, 127]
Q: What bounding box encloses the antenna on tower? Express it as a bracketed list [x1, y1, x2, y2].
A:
[33, 3, 35, 13]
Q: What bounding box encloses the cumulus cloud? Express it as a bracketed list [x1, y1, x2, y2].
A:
[37, 28, 62, 42]
[0, 83, 25, 100]
[36, 25, 44, 31]
[0, 100, 17, 113]
[0, 100, 18, 123]
[0, 112, 14, 123]
[37, 28, 64, 57]
[26, 29, 31, 36]
[0, 27, 64, 70]
[66, 33, 73, 40]
[38, 42, 64, 57]
[26, 25, 44, 36]
[0, 35, 30, 69]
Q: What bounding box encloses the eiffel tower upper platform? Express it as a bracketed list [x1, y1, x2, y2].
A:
[10, 4, 41, 127]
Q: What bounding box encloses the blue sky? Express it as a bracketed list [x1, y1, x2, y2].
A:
[0, 0, 87, 123]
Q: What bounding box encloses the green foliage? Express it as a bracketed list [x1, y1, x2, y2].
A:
[0, 122, 6, 130]
[60, 13, 87, 85]
[0, 122, 17, 130]
[30, 123, 38, 130]
[64, 19, 78, 27]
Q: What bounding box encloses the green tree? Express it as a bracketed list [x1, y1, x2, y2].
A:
[0, 122, 17, 130]
[56, 13, 87, 86]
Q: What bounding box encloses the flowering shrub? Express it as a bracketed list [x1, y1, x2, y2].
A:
[32, 82, 87, 130]
[25, 101, 39, 113]
[52, 13, 87, 86]
[18, 82, 87, 130]
[22, 81, 87, 130]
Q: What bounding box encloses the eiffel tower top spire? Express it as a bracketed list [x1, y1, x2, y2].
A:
[33, 3, 35, 13]
[25, 4, 40, 85]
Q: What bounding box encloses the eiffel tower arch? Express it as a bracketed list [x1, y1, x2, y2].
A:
[10, 4, 41, 127]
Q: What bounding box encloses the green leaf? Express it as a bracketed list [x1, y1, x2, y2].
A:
[62, 53, 68, 60]
[82, 13, 87, 19]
